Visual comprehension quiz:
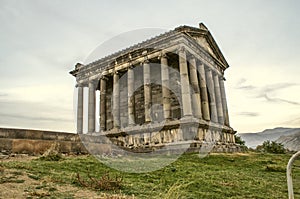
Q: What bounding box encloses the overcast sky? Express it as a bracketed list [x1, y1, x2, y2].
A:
[0, 0, 299, 133]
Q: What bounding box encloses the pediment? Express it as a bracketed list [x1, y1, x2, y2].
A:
[193, 36, 216, 58]
[175, 24, 229, 68]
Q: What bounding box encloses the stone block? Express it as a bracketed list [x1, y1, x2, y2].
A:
[12, 139, 53, 155]
[0, 138, 12, 152]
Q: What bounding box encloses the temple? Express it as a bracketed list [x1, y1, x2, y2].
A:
[70, 23, 237, 152]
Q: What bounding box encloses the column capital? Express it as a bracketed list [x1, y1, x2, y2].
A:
[143, 57, 150, 64]
[177, 45, 186, 54]
[113, 69, 120, 75]
[206, 67, 212, 72]
[89, 79, 98, 86]
[76, 82, 88, 87]
[159, 52, 168, 59]
[140, 58, 149, 66]
[100, 75, 108, 81]
[188, 54, 196, 61]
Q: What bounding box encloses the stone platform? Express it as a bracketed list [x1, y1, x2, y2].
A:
[0, 127, 241, 156]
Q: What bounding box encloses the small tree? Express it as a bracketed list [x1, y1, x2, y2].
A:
[257, 140, 286, 154]
[235, 135, 245, 146]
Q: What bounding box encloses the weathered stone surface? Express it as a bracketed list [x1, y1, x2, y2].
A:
[63, 23, 239, 153]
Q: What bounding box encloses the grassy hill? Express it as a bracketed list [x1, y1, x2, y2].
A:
[0, 152, 299, 198]
[238, 127, 300, 149]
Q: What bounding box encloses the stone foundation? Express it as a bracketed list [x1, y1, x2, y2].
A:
[0, 126, 240, 156]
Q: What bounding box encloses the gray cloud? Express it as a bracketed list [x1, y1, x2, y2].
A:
[262, 94, 300, 105]
[260, 83, 298, 94]
[0, 99, 74, 131]
[237, 112, 260, 117]
[235, 78, 256, 90]
[236, 85, 256, 90]
[236, 80, 300, 105]
[0, 113, 73, 123]
[281, 117, 300, 126]
[0, 93, 8, 97]
[255, 83, 300, 105]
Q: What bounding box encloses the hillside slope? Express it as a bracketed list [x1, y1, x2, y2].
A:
[238, 127, 300, 149]
[276, 131, 300, 151]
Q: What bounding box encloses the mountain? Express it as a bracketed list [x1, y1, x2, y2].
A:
[237, 127, 300, 149]
[276, 131, 300, 152]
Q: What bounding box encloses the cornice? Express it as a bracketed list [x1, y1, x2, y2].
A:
[71, 24, 229, 81]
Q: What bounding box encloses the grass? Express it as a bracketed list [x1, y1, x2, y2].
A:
[0, 152, 299, 198]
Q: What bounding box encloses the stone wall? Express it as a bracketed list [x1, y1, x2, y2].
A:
[0, 128, 88, 155]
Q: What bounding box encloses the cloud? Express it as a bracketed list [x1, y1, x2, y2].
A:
[236, 85, 256, 90]
[0, 92, 8, 97]
[0, 99, 74, 131]
[236, 80, 300, 105]
[255, 83, 300, 105]
[262, 94, 300, 105]
[281, 117, 300, 126]
[260, 83, 298, 94]
[235, 78, 256, 90]
[237, 112, 260, 117]
[0, 113, 73, 123]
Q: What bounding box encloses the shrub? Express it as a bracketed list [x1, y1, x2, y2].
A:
[235, 135, 245, 146]
[257, 140, 286, 154]
[38, 142, 63, 161]
[76, 171, 122, 190]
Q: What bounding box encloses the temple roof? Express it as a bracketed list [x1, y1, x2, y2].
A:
[70, 23, 229, 77]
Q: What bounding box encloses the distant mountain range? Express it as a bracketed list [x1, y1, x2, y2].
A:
[237, 127, 300, 151]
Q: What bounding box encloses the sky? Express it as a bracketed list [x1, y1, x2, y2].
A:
[0, 0, 299, 133]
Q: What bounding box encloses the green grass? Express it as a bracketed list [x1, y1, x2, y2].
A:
[1, 152, 299, 198]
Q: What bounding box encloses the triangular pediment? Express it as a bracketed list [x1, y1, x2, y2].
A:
[175, 24, 229, 68]
[193, 36, 216, 58]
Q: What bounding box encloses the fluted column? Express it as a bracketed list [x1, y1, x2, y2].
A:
[113, 71, 120, 128]
[206, 69, 218, 122]
[77, 85, 84, 134]
[143, 60, 152, 123]
[88, 80, 96, 133]
[188, 55, 202, 119]
[214, 73, 224, 124]
[128, 66, 135, 126]
[220, 77, 230, 126]
[160, 53, 171, 121]
[178, 46, 192, 117]
[198, 62, 210, 120]
[100, 76, 107, 131]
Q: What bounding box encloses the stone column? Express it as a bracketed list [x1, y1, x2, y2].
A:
[198, 62, 210, 120]
[77, 85, 84, 134]
[160, 53, 171, 121]
[128, 66, 135, 126]
[113, 71, 120, 128]
[143, 60, 152, 123]
[88, 80, 96, 133]
[214, 74, 224, 124]
[188, 55, 202, 119]
[206, 69, 218, 123]
[100, 76, 107, 131]
[178, 46, 192, 117]
[220, 77, 230, 126]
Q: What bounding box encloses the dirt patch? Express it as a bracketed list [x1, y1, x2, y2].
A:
[0, 168, 133, 199]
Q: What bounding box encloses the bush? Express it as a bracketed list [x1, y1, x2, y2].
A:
[256, 140, 286, 154]
[39, 142, 63, 161]
[76, 171, 122, 190]
[235, 135, 245, 146]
